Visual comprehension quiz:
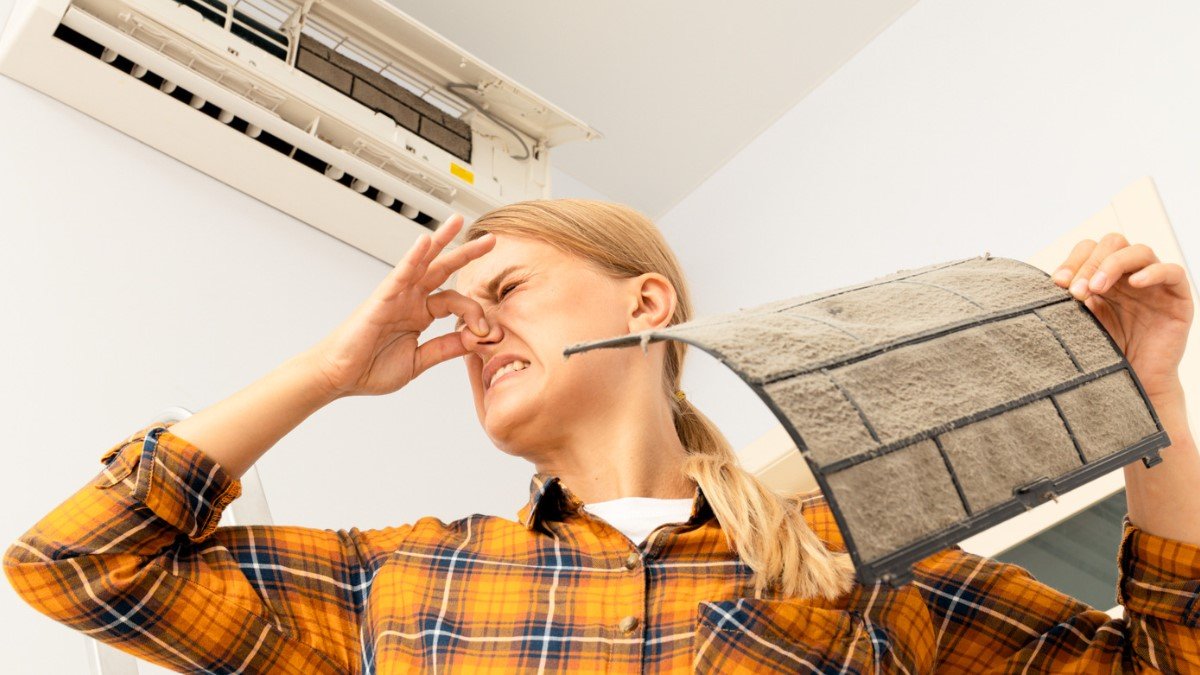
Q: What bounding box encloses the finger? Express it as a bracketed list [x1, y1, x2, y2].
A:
[422, 232, 498, 291]
[1069, 232, 1129, 300]
[1128, 261, 1189, 292]
[424, 288, 491, 337]
[384, 231, 432, 290]
[421, 214, 466, 268]
[408, 214, 488, 293]
[1052, 239, 1097, 286]
[382, 215, 465, 294]
[413, 331, 470, 379]
[408, 214, 466, 284]
[1088, 243, 1159, 294]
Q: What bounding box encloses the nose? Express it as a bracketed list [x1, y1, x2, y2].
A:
[460, 305, 500, 352]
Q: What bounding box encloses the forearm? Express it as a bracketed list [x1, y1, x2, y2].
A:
[166, 349, 338, 479]
[1123, 378, 1200, 546]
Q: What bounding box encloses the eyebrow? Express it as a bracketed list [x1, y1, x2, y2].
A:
[453, 265, 524, 331]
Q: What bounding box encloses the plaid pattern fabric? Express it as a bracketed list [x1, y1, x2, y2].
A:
[5, 422, 1199, 673]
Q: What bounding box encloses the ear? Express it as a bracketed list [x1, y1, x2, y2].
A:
[626, 272, 677, 333]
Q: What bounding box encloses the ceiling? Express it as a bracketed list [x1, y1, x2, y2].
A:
[387, 1, 918, 219]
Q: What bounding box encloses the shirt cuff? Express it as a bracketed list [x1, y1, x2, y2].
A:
[1116, 517, 1200, 627]
[97, 421, 242, 543]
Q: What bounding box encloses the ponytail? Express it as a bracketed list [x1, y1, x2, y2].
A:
[672, 384, 856, 600]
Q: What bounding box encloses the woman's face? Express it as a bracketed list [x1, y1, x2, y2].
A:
[452, 233, 671, 457]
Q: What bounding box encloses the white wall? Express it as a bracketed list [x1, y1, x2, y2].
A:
[3, 0, 1198, 672]
[665, 0, 1199, 453]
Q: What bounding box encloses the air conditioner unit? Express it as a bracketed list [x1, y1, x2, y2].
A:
[0, 0, 601, 264]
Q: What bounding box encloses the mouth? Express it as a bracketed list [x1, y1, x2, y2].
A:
[487, 369, 521, 392]
[485, 361, 531, 394]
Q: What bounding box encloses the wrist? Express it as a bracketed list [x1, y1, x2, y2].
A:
[1142, 377, 1193, 442]
[1143, 374, 1185, 408]
[286, 349, 345, 406]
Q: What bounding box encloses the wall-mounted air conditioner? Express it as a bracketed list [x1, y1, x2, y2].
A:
[0, 0, 601, 264]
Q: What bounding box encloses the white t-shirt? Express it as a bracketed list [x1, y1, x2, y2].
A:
[582, 496, 696, 547]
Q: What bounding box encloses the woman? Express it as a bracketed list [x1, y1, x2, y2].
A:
[5, 199, 1199, 673]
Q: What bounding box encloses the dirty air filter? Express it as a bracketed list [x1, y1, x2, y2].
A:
[562, 254, 1171, 587]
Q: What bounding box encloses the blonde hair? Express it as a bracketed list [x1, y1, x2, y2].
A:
[463, 198, 856, 600]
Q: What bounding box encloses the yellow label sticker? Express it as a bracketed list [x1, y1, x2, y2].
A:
[450, 162, 475, 184]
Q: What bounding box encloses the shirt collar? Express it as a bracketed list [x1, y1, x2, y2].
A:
[515, 471, 715, 532]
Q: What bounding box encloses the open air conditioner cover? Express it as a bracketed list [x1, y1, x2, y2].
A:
[563, 255, 1170, 586]
[0, 0, 600, 265]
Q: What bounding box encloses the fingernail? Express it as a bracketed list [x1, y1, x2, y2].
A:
[1052, 268, 1072, 283]
[1070, 278, 1088, 297]
[1089, 271, 1107, 292]
[476, 317, 490, 334]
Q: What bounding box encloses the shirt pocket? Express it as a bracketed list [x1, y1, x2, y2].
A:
[692, 597, 879, 674]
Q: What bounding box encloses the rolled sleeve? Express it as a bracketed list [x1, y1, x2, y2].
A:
[96, 422, 242, 542]
[1116, 517, 1200, 628]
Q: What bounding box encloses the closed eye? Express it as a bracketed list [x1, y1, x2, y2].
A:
[498, 280, 522, 300]
[454, 279, 524, 332]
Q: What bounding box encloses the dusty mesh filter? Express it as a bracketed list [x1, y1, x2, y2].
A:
[562, 254, 1170, 586]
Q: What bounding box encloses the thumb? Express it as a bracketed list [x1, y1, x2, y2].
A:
[414, 331, 470, 378]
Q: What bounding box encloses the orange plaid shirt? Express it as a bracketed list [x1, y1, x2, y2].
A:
[5, 421, 1200, 673]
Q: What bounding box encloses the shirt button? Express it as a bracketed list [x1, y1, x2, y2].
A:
[619, 615, 640, 633]
[624, 551, 640, 570]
